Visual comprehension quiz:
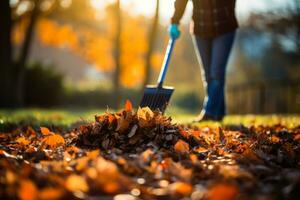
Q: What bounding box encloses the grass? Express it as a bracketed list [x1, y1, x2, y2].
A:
[0, 108, 299, 131]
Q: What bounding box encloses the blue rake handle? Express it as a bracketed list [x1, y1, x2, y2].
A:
[157, 38, 176, 88]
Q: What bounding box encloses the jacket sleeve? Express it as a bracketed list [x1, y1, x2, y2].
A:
[171, 0, 189, 24]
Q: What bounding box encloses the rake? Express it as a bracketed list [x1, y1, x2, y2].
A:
[140, 38, 176, 113]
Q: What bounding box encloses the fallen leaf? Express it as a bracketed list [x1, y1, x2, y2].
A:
[18, 179, 38, 200]
[108, 114, 115, 124]
[38, 188, 64, 200]
[179, 129, 190, 139]
[103, 182, 120, 193]
[137, 107, 154, 127]
[40, 127, 52, 136]
[128, 125, 138, 138]
[194, 147, 208, 153]
[16, 136, 30, 145]
[116, 116, 130, 133]
[174, 140, 190, 153]
[6, 170, 16, 184]
[169, 182, 193, 195]
[42, 134, 65, 148]
[271, 135, 280, 143]
[208, 183, 238, 200]
[125, 100, 133, 112]
[294, 134, 300, 141]
[65, 175, 89, 192]
[137, 107, 154, 120]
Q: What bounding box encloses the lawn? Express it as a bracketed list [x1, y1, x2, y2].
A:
[0, 108, 299, 130]
[0, 107, 299, 200]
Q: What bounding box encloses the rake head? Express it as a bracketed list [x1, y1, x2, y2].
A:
[140, 85, 174, 113]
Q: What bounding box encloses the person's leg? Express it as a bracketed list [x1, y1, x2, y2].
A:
[192, 36, 212, 116]
[208, 31, 236, 119]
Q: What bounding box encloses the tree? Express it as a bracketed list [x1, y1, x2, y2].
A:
[113, 0, 122, 109]
[143, 0, 160, 89]
[0, 0, 62, 107]
[15, 0, 41, 106]
[0, 0, 12, 107]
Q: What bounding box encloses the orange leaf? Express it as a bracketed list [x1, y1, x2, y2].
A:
[271, 135, 280, 143]
[294, 134, 300, 140]
[87, 150, 100, 159]
[194, 147, 208, 153]
[16, 136, 30, 145]
[40, 127, 52, 136]
[6, 170, 16, 184]
[179, 129, 190, 139]
[174, 140, 190, 153]
[169, 182, 193, 195]
[124, 100, 133, 112]
[103, 182, 120, 193]
[18, 179, 38, 200]
[208, 183, 238, 200]
[38, 188, 64, 200]
[191, 130, 201, 139]
[65, 175, 89, 192]
[108, 114, 115, 124]
[42, 134, 65, 148]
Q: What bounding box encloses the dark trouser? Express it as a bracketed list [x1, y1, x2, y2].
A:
[193, 31, 236, 119]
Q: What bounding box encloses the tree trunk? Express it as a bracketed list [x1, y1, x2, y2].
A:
[0, 0, 13, 108]
[113, 0, 122, 109]
[15, 0, 40, 107]
[143, 0, 160, 89]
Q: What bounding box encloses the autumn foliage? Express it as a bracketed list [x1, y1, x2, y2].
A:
[12, 7, 163, 88]
[1, 102, 300, 199]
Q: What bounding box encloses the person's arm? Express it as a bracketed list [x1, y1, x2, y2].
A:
[171, 0, 189, 24]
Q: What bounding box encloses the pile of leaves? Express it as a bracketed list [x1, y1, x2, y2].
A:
[1, 101, 300, 200]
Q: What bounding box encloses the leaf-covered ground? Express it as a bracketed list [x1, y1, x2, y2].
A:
[0, 104, 300, 200]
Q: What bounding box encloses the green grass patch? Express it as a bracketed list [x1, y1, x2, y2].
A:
[0, 108, 299, 131]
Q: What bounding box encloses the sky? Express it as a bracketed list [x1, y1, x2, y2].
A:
[91, 0, 297, 24]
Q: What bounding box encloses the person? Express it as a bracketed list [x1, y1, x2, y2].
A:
[169, 0, 238, 122]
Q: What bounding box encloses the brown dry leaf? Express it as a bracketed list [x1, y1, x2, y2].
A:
[128, 125, 138, 138]
[174, 140, 190, 154]
[16, 136, 30, 145]
[116, 116, 130, 133]
[294, 133, 300, 140]
[38, 188, 64, 200]
[160, 158, 172, 170]
[40, 127, 52, 136]
[271, 135, 280, 143]
[137, 107, 154, 127]
[169, 182, 193, 195]
[125, 99, 133, 112]
[18, 179, 38, 200]
[42, 134, 65, 148]
[208, 183, 238, 200]
[194, 147, 208, 153]
[65, 175, 89, 192]
[26, 126, 37, 137]
[191, 130, 201, 139]
[137, 107, 154, 120]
